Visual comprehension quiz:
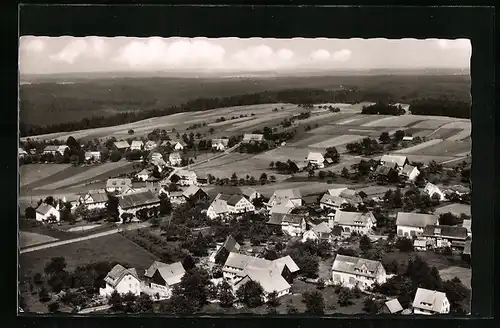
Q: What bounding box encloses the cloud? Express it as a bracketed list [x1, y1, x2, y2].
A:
[20, 38, 45, 53]
[277, 48, 294, 60]
[436, 39, 471, 50]
[332, 49, 352, 62]
[310, 49, 330, 61]
[230, 45, 295, 70]
[49, 37, 111, 64]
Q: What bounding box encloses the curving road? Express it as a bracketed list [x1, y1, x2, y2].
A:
[19, 222, 151, 254]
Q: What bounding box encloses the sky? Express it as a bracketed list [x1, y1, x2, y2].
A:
[19, 37, 471, 75]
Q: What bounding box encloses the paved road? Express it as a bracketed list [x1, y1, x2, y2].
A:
[78, 304, 111, 314]
[19, 222, 151, 254]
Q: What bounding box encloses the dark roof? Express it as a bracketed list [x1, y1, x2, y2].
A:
[267, 213, 286, 225]
[227, 194, 246, 206]
[36, 203, 54, 215]
[422, 225, 468, 240]
[222, 235, 241, 252]
[87, 190, 108, 203]
[282, 214, 305, 225]
[118, 190, 160, 210]
[375, 165, 394, 176]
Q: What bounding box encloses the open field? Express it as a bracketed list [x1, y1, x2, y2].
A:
[382, 251, 467, 271]
[309, 135, 365, 148]
[21, 165, 93, 191]
[397, 140, 471, 157]
[401, 128, 435, 138]
[434, 203, 471, 217]
[440, 121, 472, 130]
[33, 161, 132, 190]
[207, 116, 255, 127]
[19, 231, 59, 248]
[447, 129, 471, 141]
[438, 266, 472, 289]
[394, 139, 444, 154]
[20, 164, 72, 187]
[254, 181, 354, 198]
[19, 233, 159, 282]
[362, 115, 429, 128]
[253, 146, 316, 163]
[225, 112, 291, 132]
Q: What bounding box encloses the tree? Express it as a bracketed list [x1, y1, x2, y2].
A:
[266, 291, 280, 308]
[286, 299, 299, 314]
[44, 196, 55, 207]
[128, 129, 134, 135]
[302, 291, 325, 315]
[109, 290, 123, 311]
[442, 277, 470, 314]
[393, 130, 405, 142]
[38, 286, 50, 302]
[363, 297, 379, 314]
[209, 127, 215, 134]
[174, 267, 212, 309]
[236, 280, 264, 308]
[182, 254, 196, 271]
[395, 238, 414, 252]
[269, 161, 275, 169]
[316, 278, 326, 290]
[359, 235, 372, 253]
[110, 150, 122, 162]
[379, 132, 391, 144]
[159, 197, 172, 216]
[259, 173, 268, 184]
[106, 195, 120, 221]
[325, 147, 340, 163]
[308, 169, 315, 178]
[341, 167, 350, 179]
[218, 280, 236, 308]
[48, 301, 60, 313]
[44, 257, 67, 275]
[25, 206, 36, 219]
[337, 287, 354, 306]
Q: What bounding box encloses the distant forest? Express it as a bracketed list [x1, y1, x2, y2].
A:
[19, 75, 471, 137]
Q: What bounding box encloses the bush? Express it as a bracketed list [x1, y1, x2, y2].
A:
[48, 302, 60, 313]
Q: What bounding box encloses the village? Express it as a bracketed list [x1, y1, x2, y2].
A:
[19, 131, 472, 315]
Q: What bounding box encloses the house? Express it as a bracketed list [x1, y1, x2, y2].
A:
[267, 188, 302, 208]
[396, 212, 439, 238]
[35, 203, 60, 223]
[211, 138, 230, 151]
[84, 151, 101, 162]
[117, 190, 161, 220]
[302, 221, 333, 243]
[223, 253, 299, 301]
[169, 152, 182, 166]
[269, 200, 296, 215]
[136, 169, 152, 182]
[379, 299, 404, 314]
[402, 136, 414, 141]
[99, 264, 141, 297]
[43, 145, 69, 156]
[462, 219, 472, 237]
[218, 194, 255, 214]
[172, 170, 197, 186]
[239, 186, 261, 202]
[78, 189, 108, 210]
[330, 210, 376, 236]
[400, 164, 420, 181]
[294, 160, 309, 172]
[143, 261, 185, 299]
[57, 195, 80, 212]
[18, 148, 28, 158]
[210, 235, 241, 264]
[197, 174, 209, 186]
[144, 140, 158, 151]
[412, 288, 450, 315]
[267, 213, 307, 237]
[331, 255, 388, 290]
[306, 152, 325, 169]
[319, 194, 349, 212]
[206, 198, 230, 220]
[422, 225, 468, 249]
[182, 185, 208, 202]
[163, 139, 186, 151]
[413, 238, 432, 251]
[113, 141, 130, 152]
[169, 191, 185, 204]
[380, 155, 409, 171]
[374, 165, 397, 178]
[424, 182, 446, 201]
[130, 140, 144, 151]
[149, 152, 163, 161]
[272, 255, 301, 282]
[106, 178, 132, 193]
[242, 133, 264, 143]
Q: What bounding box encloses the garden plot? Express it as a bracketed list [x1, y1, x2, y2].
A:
[35, 161, 131, 190]
[20, 164, 72, 187]
[399, 140, 471, 157]
[394, 139, 444, 154]
[309, 135, 365, 149]
[447, 129, 471, 141]
[362, 115, 428, 128]
[434, 203, 471, 217]
[193, 157, 277, 181]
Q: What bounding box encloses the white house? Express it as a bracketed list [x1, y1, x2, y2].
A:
[35, 203, 60, 223]
[269, 199, 296, 215]
[113, 141, 130, 151]
[99, 264, 141, 297]
[117, 190, 161, 221]
[206, 199, 229, 220]
[144, 140, 158, 151]
[402, 136, 414, 141]
[106, 178, 132, 193]
[331, 255, 388, 290]
[331, 210, 376, 235]
[424, 182, 446, 201]
[78, 189, 108, 210]
[18, 148, 28, 158]
[163, 139, 185, 151]
[242, 134, 264, 143]
[319, 194, 349, 212]
[462, 219, 472, 238]
[412, 288, 450, 315]
[400, 164, 420, 181]
[169, 152, 182, 166]
[130, 140, 144, 151]
[380, 154, 409, 172]
[143, 261, 185, 299]
[43, 145, 69, 156]
[219, 194, 255, 214]
[173, 170, 198, 186]
[136, 169, 152, 181]
[211, 138, 229, 151]
[396, 212, 439, 238]
[302, 221, 333, 243]
[267, 188, 302, 209]
[84, 151, 101, 162]
[306, 152, 325, 169]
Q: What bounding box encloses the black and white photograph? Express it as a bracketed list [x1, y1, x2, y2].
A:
[18, 35, 472, 316]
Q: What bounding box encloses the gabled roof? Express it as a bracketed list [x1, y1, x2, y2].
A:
[413, 239, 427, 248]
[269, 201, 295, 215]
[312, 221, 332, 234]
[225, 252, 271, 272]
[226, 194, 246, 206]
[137, 168, 151, 176]
[211, 138, 229, 146]
[396, 212, 438, 228]
[118, 190, 160, 210]
[106, 178, 132, 189]
[272, 188, 302, 199]
[86, 189, 108, 203]
[169, 152, 182, 159]
[43, 145, 60, 151]
[242, 133, 264, 142]
[85, 151, 101, 156]
[375, 165, 394, 176]
[175, 170, 197, 179]
[384, 299, 403, 314]
[220, 235, 241, 253]
[401, 164, 418, 176]
[243, 266, 291, 294]
[332, 255, 384, 278]
[239, 186, 258, 198]
[182, 185, 206, 198]
[307, 152, 325, 162]
[36, 203, 55, 216]
[131, 140, 143, 148]
[281, 214, 305, 225]
[145, 261, 185, 286]
[327, 188, 348, 197]
[412, 288, 448, 313]
[334, 210, 376, 227]
[104, 264, 138, 288]
[209, 198, 229, 214]
[422, 225, 468, 240]
[267, 213, 286, 225]
[114, 141, 130, 149]
[145, 140, 157, 147]
[19, 148, 28, 155]
[272, 255, 300, 273]
[320, 194, 348, 206]
[380, 154, 408, 167]
[424, 182, 442, 193]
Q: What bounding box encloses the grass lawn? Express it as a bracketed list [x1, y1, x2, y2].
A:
[438, 266, 471, 289]
[382, 250, 466, 271]
[20, 165, 92, 191]
[318, 256, 336, 280]
[19, 233, 159, 282]
[20, 164, 72, 187]
[19, 231, 58, 248]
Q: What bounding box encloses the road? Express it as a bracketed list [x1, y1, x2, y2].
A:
[19, 222, 151, 254]
[78, 304, 111, 314]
